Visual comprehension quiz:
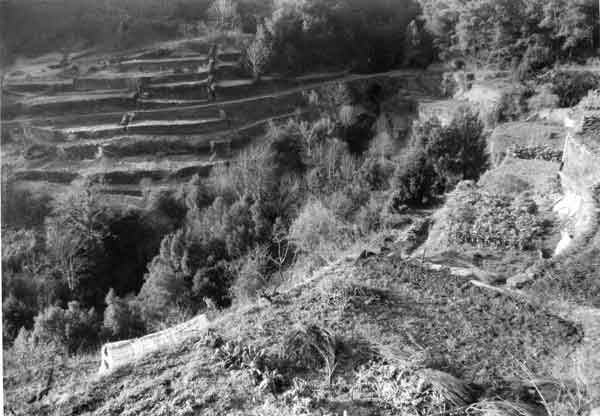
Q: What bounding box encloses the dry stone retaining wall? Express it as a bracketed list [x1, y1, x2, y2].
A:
[554, 111, 600, 254]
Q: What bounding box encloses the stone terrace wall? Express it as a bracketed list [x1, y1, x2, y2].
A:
[554, 111, 600, 254]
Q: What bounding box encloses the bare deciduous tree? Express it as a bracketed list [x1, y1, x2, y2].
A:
[245, 23, 272, 81]
[209, 0, 240, 30]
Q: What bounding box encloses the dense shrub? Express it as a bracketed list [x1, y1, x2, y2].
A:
[103, 289, 145, 340]
[391, 148, 437, 205]
[144, 187, 188, 229]
[3, 294, 37, 344]
[193, 260, 235, 308]
[229, 245, 272, 302]
[288, 200, 351, 264]
[357, 156, 395, 193]
[1, 174, 52, 230]
[1, 229, 39, 272]
[222, 197, 257, 258]
[32, 302, 99, 353]
[329, 184, 371, 226]
[306, 140, 360, 197]
[391, 108, 488, 205]
[445, 184, 549, 250]
[2, 265, 51, 344]
[46, 187, 164, 311]
[538, 70, 600, 107]
[355, 194, 388, 235]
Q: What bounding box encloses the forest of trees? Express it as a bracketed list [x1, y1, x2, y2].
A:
[2, 0, 600, 352]
[420, 0, 599, 67]
[2, 0, 598, 70]
[2, 104, 491, 352]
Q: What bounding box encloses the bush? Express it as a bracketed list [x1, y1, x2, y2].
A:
[358, 156, 395, 192]
[103, 289, 145, 340]
[494, 84, 533, 123]
[193, 260, 235, 308]
[391, 148, 437, 205]
[223, 196, 257, 258]
[539, 70, 600, 108]
[282, 324, 339, 384]
[577, 89, 600, 111]
[354, 362, 475, 414]
[1, 174, 52, 230]
[1, 229, 39, 272]
[144, 188, 187, 229]
[391, 108, 488, 205]
[209, 145, 268, 202]
[527, 83, 560, 113]
[229, 245, 272, 303]
[517, 45, 553, 78]
[306, 139, 360, 197]
[3, 294, 37, 344]
[445, 184, 549, 250]
[32, 302, 99, 353]
[326, 184, 370, 223]
[356, 194, 387, 235]
[288, 200, 350, 264]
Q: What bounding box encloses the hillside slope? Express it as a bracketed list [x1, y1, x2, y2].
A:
[11, 249, 585, 416]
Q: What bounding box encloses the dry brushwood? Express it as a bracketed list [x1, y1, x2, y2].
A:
[467, 400, 546, 416]
[282, 324, 339, 385]
[353, 362, 479, 415]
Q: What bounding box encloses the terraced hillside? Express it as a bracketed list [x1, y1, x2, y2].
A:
[2, 37, 443, 207]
